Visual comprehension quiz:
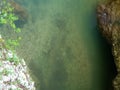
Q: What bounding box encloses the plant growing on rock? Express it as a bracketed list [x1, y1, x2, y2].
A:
[0, 0, 21, 51]
[0, 1, 36, 89]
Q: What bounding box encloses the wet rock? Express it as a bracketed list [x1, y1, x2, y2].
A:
[97, 0, 120, 89]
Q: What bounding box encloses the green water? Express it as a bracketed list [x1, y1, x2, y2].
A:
[1, 0, 116, 90]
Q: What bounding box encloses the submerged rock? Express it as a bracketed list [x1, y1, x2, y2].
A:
[97, 0, 120, 89]
[9, 0, 28, 27]
[10, 0, 28, 20]
[0, 36, 36, 90]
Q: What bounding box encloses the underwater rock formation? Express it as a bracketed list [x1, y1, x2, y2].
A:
[10, 0, 28, 21]
[97, 0, 120, 89]
[0, 35, 35, 90]
[9, 0, 28, 27]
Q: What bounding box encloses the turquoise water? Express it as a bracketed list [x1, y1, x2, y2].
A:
[1, 0, 116, 90]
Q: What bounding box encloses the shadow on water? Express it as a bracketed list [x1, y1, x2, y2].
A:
[91, 27, 117, 90]
[101, 36, 117, 90]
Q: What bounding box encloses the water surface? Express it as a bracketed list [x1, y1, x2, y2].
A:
[1, 0, 116, 90]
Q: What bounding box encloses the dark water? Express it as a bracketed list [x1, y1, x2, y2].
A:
[0, 0, 117, 90]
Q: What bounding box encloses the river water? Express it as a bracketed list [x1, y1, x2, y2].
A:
[1, 0, 116, 90]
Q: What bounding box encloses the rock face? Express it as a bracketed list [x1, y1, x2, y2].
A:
[97, 0, 120, 89]
[0, 36, 36, 90]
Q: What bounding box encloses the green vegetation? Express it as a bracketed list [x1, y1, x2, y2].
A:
[0, 0, 21, 51]
[7, 53, 20, 65]
[0, 0, 22, 65]
[0, 2, 35, 89]
[2, 68, 12, 75]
